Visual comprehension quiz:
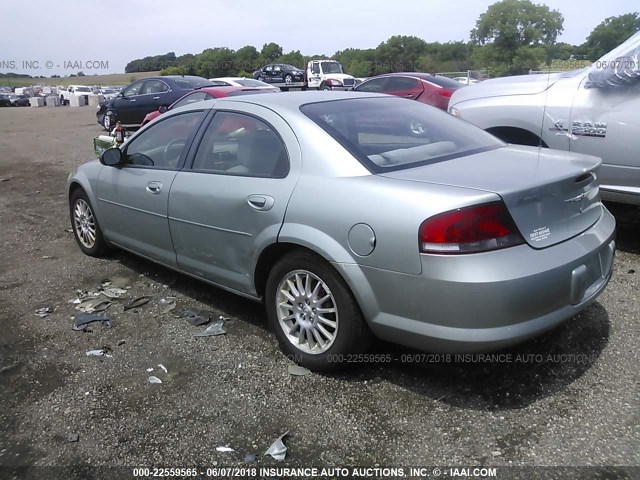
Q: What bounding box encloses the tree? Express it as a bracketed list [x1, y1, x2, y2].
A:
[235, 45, 259, 72]
[259, 43, 283, 64]
[580, 13, 640, 60]
[471, 0, 564, 73]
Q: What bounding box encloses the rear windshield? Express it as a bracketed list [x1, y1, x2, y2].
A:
[427, 75, 464, 89]
[173, 77, 213, 89]
[225, 89, 276, 96]
[301, 97, 503, 173]
[235, 78, 270, 87]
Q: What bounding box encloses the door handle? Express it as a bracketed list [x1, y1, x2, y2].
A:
[153, 96, 160, 100]
[146, 181, 163, 194]
[129, 99, 136, 102]
[247, 195, 274, 211]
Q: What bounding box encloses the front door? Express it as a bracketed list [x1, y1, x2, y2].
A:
[168, 107, 300, 295]
[112, 80, 145, 125]
[97, 110, 207, 265]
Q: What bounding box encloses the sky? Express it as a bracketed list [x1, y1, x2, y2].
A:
[0, 0, 637, 76]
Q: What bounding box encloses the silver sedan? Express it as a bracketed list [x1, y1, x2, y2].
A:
[68, 92, 616, 371]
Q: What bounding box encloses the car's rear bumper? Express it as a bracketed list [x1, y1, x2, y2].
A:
[336, 205, 616, 352]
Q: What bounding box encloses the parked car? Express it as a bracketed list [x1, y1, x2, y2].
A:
[305, 59, 356, 90]
[99, 88, 120, 100]
[96, 75, 212, 131]
[448, 32, 640, 206]
[208, 77, 280, 92]
[141, 86, 277, 125]
[452, 76, 479, 85]
[253, 64, 305, 84]
[354, 72, 463, 110]
[0, 94, 12, 107]
[69, 91, 615, 371]
[8, 94, 31, 106]
[59, 85, 94, 106]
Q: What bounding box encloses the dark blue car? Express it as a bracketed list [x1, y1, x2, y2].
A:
[96, 76, 212, 130]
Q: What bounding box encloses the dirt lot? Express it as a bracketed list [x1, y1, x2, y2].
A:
[0, 107, 638, 479]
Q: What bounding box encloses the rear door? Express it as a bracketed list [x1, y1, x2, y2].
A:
[168, 106, 301, 295]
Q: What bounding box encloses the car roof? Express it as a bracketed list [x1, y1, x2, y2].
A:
[196, 86, 264, 96]
[368, 72, 463, 89]
[173, 90, 388, 116]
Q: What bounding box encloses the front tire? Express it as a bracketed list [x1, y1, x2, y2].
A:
[265, 251, 372, 371]
[70, 189, 108, 257]
[284, 74, 293, 84]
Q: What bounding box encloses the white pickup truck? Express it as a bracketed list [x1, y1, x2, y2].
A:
[448, 32, 640, 206]
[59, 85, 94, 106]
[306, 59, 356, 90]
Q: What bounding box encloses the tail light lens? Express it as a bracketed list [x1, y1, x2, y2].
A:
[438, 89, 453, 97]
[419, 202, 524, 254]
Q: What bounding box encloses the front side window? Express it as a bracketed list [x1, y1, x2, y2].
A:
[301, 97, 503, 173]
[355, 78, 388, 92]
[123, 111, 205, 169]
[192, 112, 289, 178]
[123, 81, 144, 98]
[385, 77, 420, 91]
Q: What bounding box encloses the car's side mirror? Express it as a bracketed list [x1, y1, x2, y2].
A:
[100, 147, 123, 167]
[158, 105, 168, 113]
[117, 92, 124, 98]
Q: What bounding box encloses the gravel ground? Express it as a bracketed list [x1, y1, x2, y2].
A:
[0, 107, 638, 479]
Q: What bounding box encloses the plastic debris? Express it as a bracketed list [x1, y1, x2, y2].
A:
[193, 319, 226, 337]
[72, 313, 112, 331]
[179, 309, 211, 326]
[216, 446, 235, 453]
[100, 287, 127, 299]
[86, 349, 111, 357]
[148, 376, 163, 384]
[76, 299, 111, 313]
[244, 453, 257, 464]
[157, 364, 168, 374]
[146, 368, 154, 373]
[264, 432, 289, 461]
[288, 365, 311, 376]
[35, 307, 53, 318]
[42, 255, 53, 259]
[67, 433, 79, 443]
[160, 297, 177, 314]
[0, 177, 10, 182]
[117, 339, 126, 346]
[124, 296, 152, 311]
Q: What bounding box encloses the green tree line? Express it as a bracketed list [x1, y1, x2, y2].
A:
[123, 1, 639, 79]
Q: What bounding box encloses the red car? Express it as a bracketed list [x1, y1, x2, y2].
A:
[141, 86, 276, 125]
[353, 72, 462, 110]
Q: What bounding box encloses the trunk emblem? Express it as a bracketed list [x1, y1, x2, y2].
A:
[565, 192, 588, 212]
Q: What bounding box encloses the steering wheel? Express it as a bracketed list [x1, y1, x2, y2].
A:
[163, 138, 187, 166]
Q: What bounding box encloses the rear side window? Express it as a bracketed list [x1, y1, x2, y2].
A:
[301, 97, 503, 173]
[192, 112, 289, 178]
[173, 91, 211, 108]
[385, 77, 420, 91]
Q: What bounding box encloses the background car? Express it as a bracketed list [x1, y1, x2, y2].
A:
[8, 94, 31, 106]
[96, 75, 212, 131]
[0, 94, 13, 107]
[252, 64, 305, 84]
[141, 86, 277, 125]
[448, 31, 640, 206]
[208, 77, 280, 92]
[452, 76, 479, 85]
[69, 91, 615, 372]
[354, 72, 463, 110]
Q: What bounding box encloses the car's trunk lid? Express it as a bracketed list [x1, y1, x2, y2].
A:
[381, 145, 602, 249]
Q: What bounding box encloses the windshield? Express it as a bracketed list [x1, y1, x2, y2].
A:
[301, 97, 503, 173]
[321, 62, 344, 74]
[235, 78, 270, 87]
[75, 87, 91, 92]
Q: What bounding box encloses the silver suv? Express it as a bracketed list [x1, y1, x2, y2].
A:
[449, 32, 640, 206]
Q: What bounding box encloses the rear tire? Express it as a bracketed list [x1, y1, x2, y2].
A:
[265, 251, 372, 372]
[69, 189, 108, 257]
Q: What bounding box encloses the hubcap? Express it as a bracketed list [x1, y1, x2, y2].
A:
[276, 270, 338, 354]
[73, 199, 97, 248]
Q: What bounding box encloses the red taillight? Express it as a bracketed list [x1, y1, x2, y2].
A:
[438, 89, 453, 97]
[419, 202, 524, 254]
